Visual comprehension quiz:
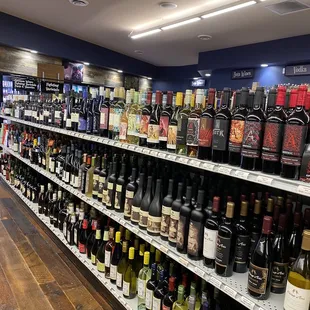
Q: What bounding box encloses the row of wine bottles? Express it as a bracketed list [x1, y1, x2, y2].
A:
[0, 157, 250, 310]
[2, 84, 310, 180]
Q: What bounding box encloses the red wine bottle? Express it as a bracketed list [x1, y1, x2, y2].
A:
[215, 202, 236, 277]
[266, 88, 277, 116]
[281, 85, 310, 179]
[139, 91, 153, 147]
[212, 88, 232, 163]
[287, 88, 297, 116]
[139, 176, 153, 230]
[288, 212, 302, 267]
[261, 86, 287, 175]
[240, 87, 266, 170]
[160, 179, 174, 241]
[228, 87, 249, 166]
[159, 91, 173, 150]
[248, 216, 273, 300]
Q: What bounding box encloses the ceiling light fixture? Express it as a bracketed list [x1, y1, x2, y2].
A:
[69, 0, 89, 7]
[131, 29, 161, 39]
[30, 50, 38, 54]
[134, 50, 144, 54]
[117, 70, 123, 73]
[198, 35, 212, 41]
[261, 64, 268, 67]
[201, 1, 256, 19]
[147, 77, 152, 80]
[205, 73, 211, 77]
[83, 62, 90, 66]
[193, 77, 200, 80]
[161, 17, 201, 30]
[159, 2, 178, 9]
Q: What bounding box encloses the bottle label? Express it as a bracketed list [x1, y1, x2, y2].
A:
[229, 120, 245, 153]
[71, 112, 79, 123]
[110, 264, 117, 280]
[145, 288, 153, 309]
[74, 175, 79, 188]
[248, 262, 268, 295]
[167, 125, 177, 150]
[136, 114, 141, 136]
[127, 114, 137, 136]
[212, 119, 230, 151]
[104, 250, 111, 267]
[131, 205, 140, 223]
[215, 235, 231, 267]
[177, 118, 188, 146]
[160, 205, 171, 237]
[113, 108, 123, 132]
[152, 296, 161, 310]
[203, 227, 218, 259]
[123, 281, 130, 297]
[147, 124, 160, 143]
[139, 210, 149, 228]
[106, 184, 114, 207]
[241, 121, 263, 158]
[187, 220, 203, 257]
[138, 278, 146, 299]
[284, 279, 310, 310]
[159, 116, 169, 141]
[176, 215, 186, 249]
[78, 117, 87, 131]
[140, 115, 150, 138]
[262, 122, 284, 161]
[271, 262, 288, 290]
[79, 243, 86, 253]
[97, 261, 105, 272]
[186, 118, 200, 146]
[119, 122, 128, 140]
[116, 272, 123, 288]
[147, 215, 161, 234]
[74, 229, 78, 245]
[115, 184, 123, 210]
[100, 108, 109, 130]
[50, 160, 55, 173]
[234, 234, 250, 264]
[124, 190, 134, 218]
[92, 174, 99, 196]
[102, 189, 108, 205]
[91, 253, 96, 265]
[66, 118, 71, 128]
[98, 177, 105, 198]
[188, 295, 196, 310]
[108, 109, 114, 130]
[168, 210, 180, 243]
[199, 118, 214, 147]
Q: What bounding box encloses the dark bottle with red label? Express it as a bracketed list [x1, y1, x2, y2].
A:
[99, 87, 110, 138]
[247, 216, 273, 300]
[159, 91, 173, 150]
[266, 88, 277, 116]
[198, 88, 216, 160]
[211, 88, 232, 163]
[281, 85, 310, 179]
[228, 87, 249, 166]
[139, 91, 153, 147]
[287, 89, 297, 116]
[240, 87, 266, 171]
[261, 86, 287, 175]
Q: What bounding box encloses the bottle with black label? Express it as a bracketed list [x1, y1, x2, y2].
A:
[248, 216, 273, 300]
[215, 202, 236, 277]
[176, 186, 192, 254]
[203, 196, 220, 268]
[212, 88, 232, 163]
[262, 86, 287, 175]
[198, 88, 216, 160]
[281, 85, 310, 179]
[271, 213, 289, 294]
[131, 172, 145, 225]
[160, 179, 174, 241]
[234, 201, 250, 273]
[187, 190, 206, 260]
[124, 168, 138, 221]
[228, 87, 248, 166]
[115, 162, 127, 212]
[241, 87, 266, 170]
[139, 176, 153, 230]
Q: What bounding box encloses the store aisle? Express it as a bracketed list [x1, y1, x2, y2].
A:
[0, 180, 115, 310]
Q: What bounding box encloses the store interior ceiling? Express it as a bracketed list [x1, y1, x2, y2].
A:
[0, 0, 310, 67]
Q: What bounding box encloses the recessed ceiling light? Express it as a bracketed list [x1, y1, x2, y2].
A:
[261, 64, 268, 67]
[131, 29, 161, 39]
[198, 35, 212, 41]
[117, 70, 123, 73]
[69, 0, 89, 7]
[134, 50, 144, 55]
[147, 77, 152, 80]
[205, 73, 211, 77]
[83, 62, 90, 66]
[193, 77, 200, 80]
[30, 50, 38, 54]
[159, 2, 178, 9]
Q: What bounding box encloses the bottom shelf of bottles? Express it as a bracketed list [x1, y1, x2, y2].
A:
[0, 173, 137, 310]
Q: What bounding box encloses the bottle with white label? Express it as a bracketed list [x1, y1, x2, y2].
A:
[145, 263, 158, 310]
[110, 231, 121, 284]
[104, 227, 115, 279]
[138, 251, 151, 308]
[284, 229, 310, 310]
[123, 247, 137, 299]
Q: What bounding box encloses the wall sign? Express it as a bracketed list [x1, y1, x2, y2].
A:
[191, 79, 205, 87]
[41, 81, 64, 93]
[13, 77, 38, 91]
[285, 64, 310, 76]
[231, 69, 254, 80]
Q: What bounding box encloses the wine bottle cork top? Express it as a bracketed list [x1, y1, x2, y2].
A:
[262, 216, 273, 234]
[254, 200, 261, 215]
[226, 202, 235, 218]
[301, 230, 310, 251]
[240, 201, 248, 217]
[267, 198, 274, 212]
[212, 196, 220, 212]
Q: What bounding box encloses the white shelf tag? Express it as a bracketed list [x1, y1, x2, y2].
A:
[136, 147, 142, 153]
[297, 185, 310, 196]
[194, 267, 205, 279]
[190, 159, 201, 167]
[151, 151, 159, 157]
[179, 157, 189, 164]
[240, 296, 255, 310]
[119, 219, 126, 226]
[128, 145, 136, 151]
[235, 170, 249, 180]
[131, 227, 138, 235]
[179, 257, 189, 267]
[158, 152, 166, 159]
[203, 163, 215, 171]
[218, 166, 232, 175]
[167, 154, 176, 161]
[159, 245, 168, 254]
[223, 285, 237, 298]
[256, 175, 273, 185]
[143, 149, 150, 155]
[144, 235, 152, 244]
[209, 276, 222, 289]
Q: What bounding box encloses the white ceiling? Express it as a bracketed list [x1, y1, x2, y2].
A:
[1, 0, 310, 66]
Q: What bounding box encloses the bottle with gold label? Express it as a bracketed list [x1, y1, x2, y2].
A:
[85, 156, 96, 198]
[113, 87, 126, 141]
[97, 154, 107, 202]
[127, 90, 140, 145]
[119, 89, 131, 143]
[123, 247, 137, 299]
[91, 226, 102, 265]
[96, 226, 109, 273]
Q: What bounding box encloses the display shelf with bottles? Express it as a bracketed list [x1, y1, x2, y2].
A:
[0, 143, 289, 310]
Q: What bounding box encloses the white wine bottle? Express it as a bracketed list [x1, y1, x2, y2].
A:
[123, 247, 137, 299]
[284, 229, 310, 310]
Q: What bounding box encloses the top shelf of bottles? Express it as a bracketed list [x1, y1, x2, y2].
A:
[2, 114, 310, 198]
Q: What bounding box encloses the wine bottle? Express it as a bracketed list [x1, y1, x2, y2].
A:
[78, 97, 87, 133]
[203, 196, 220, 268]
[145, 263, 158, 310]
[215, 202, 236, 277]
[114, 162, 127, 212]
[38, 184, 45, 214]
[172, 285, 187, 310]
[139, 91, 153, 147]
[116, 240, 128, 290]
[91, 226, 102, 265]
[139, 176, 153, 230]
[99, 87, 110, 137]
[110, 231, 122, 283]
[78, 219, 89, 254]
[123, 247, 137, 299]
[266, 88, 277, 115]
[138, 251, 151, 309]
[288, 212, 302, 267]
[159, 91, 173, 150]
[92, 156, 101, 199]
[104, 227, 115, 278]
[248, 216, 273, 300]
[187, 190, 206, 260]
[147, 178, 163, 236]
[160, 179, 174, 241]
[163, 277, 177, 310]
[113, 87, 126, 141]
[96, 226, 109, 273]
[106, 159, 118, 210]
[153, 270, 167, 310]
[287, 88, 297, 116]
[86, 220, 97, 259]
[124, 167, 138, 220]
[283, 229, 310, 310]
[131, 172, 145, 225]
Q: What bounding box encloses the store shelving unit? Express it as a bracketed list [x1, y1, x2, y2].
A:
[1, 143, 285, 310]
[0, 172, 136, 310]
[2, 114, 310, 197]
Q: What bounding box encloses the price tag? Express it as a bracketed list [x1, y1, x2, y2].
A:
[119, 219, 126, 226]
[151, 150, 158, 157]
[96, 137, 102, 142]
[109, 140, 115, 146]
[143, 149, 150, 155]
[223, 285, 237, 298]
[144, 235, 152, 244]
[194, 267, 205, 279]
[202, 162, 215, 171]
[115, 142, 121, 148]
[235, 170, 249, 180]
[132, 227, 138, 235]
[179, 257, 189, 267]
[158, 152, 166, 159]
[159, 245, 169, 254]
[209, 277, 222, 289]
[240, 296, 255, 310]
[256, 175, 273, 185]
[167, 154, 177, 161]
[297, 185, 310, 196]
[136, 147, 142, 153]
[106, 211, 112, 217]
[218, 166, 232, 175]
[128, 145, 136, 151]
[190, 159, 201, 168]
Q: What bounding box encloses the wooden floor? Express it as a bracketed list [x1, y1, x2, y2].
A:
[0, 179, 121, 310]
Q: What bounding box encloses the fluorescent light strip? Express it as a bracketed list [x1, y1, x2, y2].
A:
[161, 17, 201, 30]
[131, 29, 161, 39]
[201, 1, 256, 19]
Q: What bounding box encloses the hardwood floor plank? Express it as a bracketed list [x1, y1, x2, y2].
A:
[1, 219, 27, 244]
[0, 264, 19, 310]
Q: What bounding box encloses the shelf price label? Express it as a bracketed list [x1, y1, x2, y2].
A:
[151, 150, 159, 157]
[143, 149, 150, 155]
[128, 145, 136, 151]
[159, 245, 169, 254]
[194, 267, 205, 279]
[179, 157, 189, 164]
[190, 159, 201, 168]
[179, 257, 189, 267]
[240, 296, 255, 310]
[235, 170, 249, 180]
[209, 277, 222, 289]
[297, 185, 310, 196]
[223, 285, 237, 298]
[256, 175, 273, 185]
[158, 152, 166, 159]
[167, 154, 177, 161]
[202, 162, 215, 171]
[218, 166, 232, 175]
